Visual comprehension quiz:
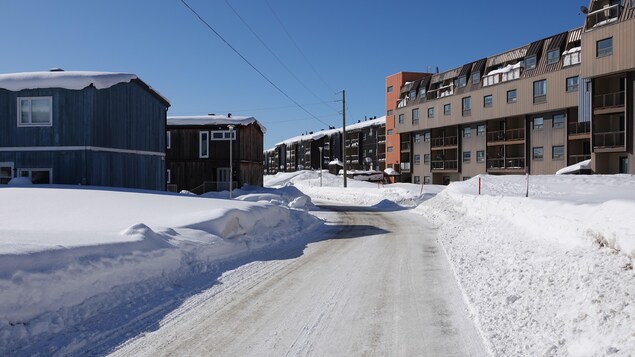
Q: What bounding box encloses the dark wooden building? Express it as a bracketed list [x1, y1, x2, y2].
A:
[166, 115, 265, 194]
[0, 70, 170, 190]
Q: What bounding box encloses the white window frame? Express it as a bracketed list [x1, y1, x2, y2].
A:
[18, 168, 53, 184]
[17, 96, 53, 127]
[167, 169, 171, 183]
[199, 131, 209, 158]
[210, 130, 236, 141]
[166, 131, 171, 149]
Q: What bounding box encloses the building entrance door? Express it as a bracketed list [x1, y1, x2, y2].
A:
[0, 162, 14, 184]
[619, 156, 628, 174]
[217, 168, 231, 191]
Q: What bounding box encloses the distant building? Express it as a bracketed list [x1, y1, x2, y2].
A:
[166, 114, 265, 194]
[266, 117, 385, 174]
[0, 70, 170, 190]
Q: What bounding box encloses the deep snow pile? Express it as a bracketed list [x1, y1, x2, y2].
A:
[0, 185, 320, 355]
[414, 175, 635, 356]
[264, 170, 444, 207]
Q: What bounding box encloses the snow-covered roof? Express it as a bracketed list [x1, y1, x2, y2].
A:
[556, 159, 592, 175]
[383, 168, 400, 176]
[167, 115, 267, 134]
[329, 159, 343, 166]
[0, 70, 170, 105]
[276, 116, 386, 146]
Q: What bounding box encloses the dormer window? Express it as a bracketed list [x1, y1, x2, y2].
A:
[471, 71, 480, 84]
[525, 55, 537, 70]
[458, 75, 467, 87]
[547, 50, 560, 65]
[409, 90, 417, 100]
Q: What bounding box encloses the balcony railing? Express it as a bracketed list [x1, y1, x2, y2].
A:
[594, 91, 625, 109]
[594, 131, 625, 148]
[426, 84, 455, 100]
[431, 160, 458, 170]
[487, 128, 525, 142]
[487, 157, 525, 169]
[400, 142, 410, 151]
[483, 65, 522, 87]
[568, 121, 591, 135]
[400, 162, 411, 172]
[586, 4, 622, 29]
[563, 48, 581, 66]
[430, 136, 458, 148]
[569, 154, 592, 165]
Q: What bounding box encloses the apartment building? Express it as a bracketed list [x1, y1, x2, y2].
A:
[392, 0, 635, 184]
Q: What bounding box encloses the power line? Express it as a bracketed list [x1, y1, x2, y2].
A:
[169, 100, 339, 116]
[178, 0, 330, 127]
[223, 0, 339, 115]
[265, 0, 336, 94]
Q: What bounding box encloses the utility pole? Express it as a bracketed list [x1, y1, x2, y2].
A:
[342, 90, 347, 188]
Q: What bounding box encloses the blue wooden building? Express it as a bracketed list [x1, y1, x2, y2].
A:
[0, 70, 170, 190]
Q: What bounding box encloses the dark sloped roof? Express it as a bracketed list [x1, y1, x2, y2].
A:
[526, 39, 544, 57]
[458, 63, 473, 77]
[547, 31, 568, 51]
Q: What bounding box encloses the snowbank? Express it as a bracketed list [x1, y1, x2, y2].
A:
[0, 185, 321, 353]
[414, 175, 635, 356]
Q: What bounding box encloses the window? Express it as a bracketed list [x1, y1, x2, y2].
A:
[477, 124, 486, 136]
[525, 55, 537, 70]
[17, 97, 52, 127]
[507, 89, 517, 103]
[210, 130, 235, 141]
[553, 114, 565, 128]
[424, 132, 431, 142]
[443, 104, 451, 116]
[597, 37, 613, 57]
[419, 87, 426, 97]
[424, 154, 430, 164]
[387, 86, 393, 93]
[166, 131, 171, 149]
[387, 146, 393, 153]
[19, 168, 52, 184]
[533, 117, 544, 130]
[409, 90, 417, 100]
[547, 50, 560, 65]
[414, 154, 421, 165]
[463, 127, 471, 138]
[199, 131, 209, 158]
[412, 108, 419, 124]
[387, 109, 393, 116]
[387, 129, 393, 135]
[566, 76, 579, 92]
[414, 176, 421, 184]
[463, 151, 471, 163]
[458, 75, 467, 87]
[424, 176, 431, 184]
[398, 114, 404, 124]
[472, 71, 480, 84]
[484, 95, 493, 108]
[427, 107, 434, 118]
[533, 79, 547, 103]
[0, 162, 13, 184]
[476, 150, 485, 163]
[462, 97, 471, 116]
[552, 145, 564, 160]
[533, 147, 544, 160]
[414, 133, 421, 143]
[167, 169, 171, 183]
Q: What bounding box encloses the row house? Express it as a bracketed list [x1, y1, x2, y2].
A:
[265, 116, 385, 174]
[391, 0, 635, 184]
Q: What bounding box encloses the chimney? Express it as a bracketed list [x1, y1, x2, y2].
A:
[208, 113, 216, 116]
[49, 68, 64, 72]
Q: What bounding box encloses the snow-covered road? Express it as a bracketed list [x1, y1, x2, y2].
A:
[111, 203, 488, 356]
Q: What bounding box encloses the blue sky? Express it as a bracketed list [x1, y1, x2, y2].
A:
[0, 0, 587, 149]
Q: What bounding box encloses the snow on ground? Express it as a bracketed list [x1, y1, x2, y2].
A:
[0, 185, 321, 355]
[264, 170, 445, 208]
[413, 174, 635, 356]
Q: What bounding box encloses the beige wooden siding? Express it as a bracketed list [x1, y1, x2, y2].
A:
[581, 19, 635, 78]
[528, 112, 568, 174]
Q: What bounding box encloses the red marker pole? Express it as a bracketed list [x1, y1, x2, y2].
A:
[478, 176, 481, 195]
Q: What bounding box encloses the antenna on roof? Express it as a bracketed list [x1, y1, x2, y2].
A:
[436, 66, 439, 74]
[579, 5, 588, 14]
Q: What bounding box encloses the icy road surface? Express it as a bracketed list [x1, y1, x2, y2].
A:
[111, 203, 488, 356]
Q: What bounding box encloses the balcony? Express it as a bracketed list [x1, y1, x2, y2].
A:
[431, 160, 458, 171]
[426, 84, 454, 100]
[400, 162, 411, 172]
[568, 122, 591, 137]
[569, 154, 592, 165]
[400, 142, 411, 152]
[563, 48, 581, 67]
[586, 3, 622, 29]
[483, 63, 522, 87]
[486, 128, 525, 143]
[430, 136, 458, 148]
[593, 130, 625, 149]
[594, 91, 625, 112]
[487, 157, 525, 170]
